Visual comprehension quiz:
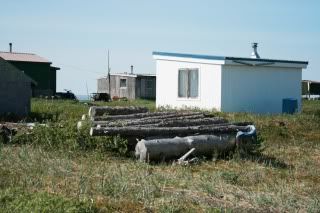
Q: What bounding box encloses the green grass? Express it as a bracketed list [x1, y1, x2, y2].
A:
[0, 99, 320, 212]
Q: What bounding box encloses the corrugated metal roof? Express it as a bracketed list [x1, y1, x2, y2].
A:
[153, 52, 225, 61]
[152, 51, 308, 65]
[226, 56, 308, 65]
[0, 51, 51, 63]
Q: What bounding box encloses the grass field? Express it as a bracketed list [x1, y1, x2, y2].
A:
[0, 99, 319, 212]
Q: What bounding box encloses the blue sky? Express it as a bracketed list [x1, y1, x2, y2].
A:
[1, 0, 319, 95]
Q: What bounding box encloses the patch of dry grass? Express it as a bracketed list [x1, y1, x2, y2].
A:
[0, 99, 319, 212]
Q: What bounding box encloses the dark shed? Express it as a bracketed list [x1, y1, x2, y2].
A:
[0, 45, 60, 97]
[0, 57, 35, 116]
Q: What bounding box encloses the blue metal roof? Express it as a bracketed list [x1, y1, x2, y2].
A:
[152, 51, 226, 61]
[152, 51, 308, 65]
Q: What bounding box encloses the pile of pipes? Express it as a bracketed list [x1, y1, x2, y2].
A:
[80, 106, 257, 162]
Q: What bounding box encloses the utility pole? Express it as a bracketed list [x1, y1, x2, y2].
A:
[107, 49, 111, 101]
[86, 81, 89, 101]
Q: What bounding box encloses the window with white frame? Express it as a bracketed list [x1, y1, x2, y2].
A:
[178, 68, 199, 98]
[120, 79, 127, 88]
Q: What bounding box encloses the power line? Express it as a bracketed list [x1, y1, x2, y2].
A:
[54, 62, 107, 75]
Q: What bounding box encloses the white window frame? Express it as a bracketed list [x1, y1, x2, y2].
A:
[177, 68, 200, 100]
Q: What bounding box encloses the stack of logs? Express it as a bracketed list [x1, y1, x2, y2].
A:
[80, 106, 256, 162]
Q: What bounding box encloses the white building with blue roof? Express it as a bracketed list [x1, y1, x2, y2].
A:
[153, 43, 308, 114]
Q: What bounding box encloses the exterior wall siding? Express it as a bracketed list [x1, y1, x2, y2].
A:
[0, 82, 31, 116]
[97, 78, 108, 93]
[156, 60, 222, 110]
[154, 53, 305, 114]
[119, 76, 136, 99]
[49, 67, 57, 95]
[221, 65, 302, 114]
[136, 76, 156, 99]
[8, 61, 55, 96]
[97, 75, 156, 100]
[0, 58, 32, 116]
[98, 75, 136, 100]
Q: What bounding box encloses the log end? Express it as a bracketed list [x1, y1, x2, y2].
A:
[89, 127, 94, 136]
[135, 140, 147, 162]
[88, 107, 94, 117]
[235, 125, 257, 150]
[77, 121, 82, 130]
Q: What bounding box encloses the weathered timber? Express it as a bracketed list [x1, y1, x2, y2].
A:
[90, 124, 250, 138]
[138, 121, 252, 128]
[89, 106, 149, 117]
[136, 112, 209, 121]
[77, 121, 83, 130]
[135, 125, 257, 161]
[143, 117, 227, 127]
[91, 111, 208, 122]
[135, 134, 236, 161]
[92, 117, 228, 127]
[91, 111, 178, 121]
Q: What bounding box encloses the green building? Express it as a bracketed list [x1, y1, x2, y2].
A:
[0, 44, 60, 96]
[0, 57, 35, 116]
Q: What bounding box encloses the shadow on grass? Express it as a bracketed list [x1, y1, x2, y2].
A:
[240, 152, 292, 169]
[0, 113, 26, 123]
[0, 112, 58, 123]
[26, 112, 60, 122]
[143, 151, 292, 170]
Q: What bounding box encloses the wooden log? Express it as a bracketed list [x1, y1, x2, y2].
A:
[156, 121, 253, 128]
[235, 125, 257, 152]
[135, 125, 257, 161]
[77, 121, 83, 130]
[89, 106, 149, 117]
[91, 111, 178, 121]
[135, 134, 236, 161]
[136, 112, 209, 121]
[91, 111, 208, 122]
[90, 124, 250, 138]
[93, 117, 228, 127]
[142, 117, 227, 127]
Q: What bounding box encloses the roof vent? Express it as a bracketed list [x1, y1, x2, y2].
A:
[131, 65, 134, 74]
[9, 43, 12, 53]
[251, 42, 260, 59]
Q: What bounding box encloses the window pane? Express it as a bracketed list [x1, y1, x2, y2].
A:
[120, 79, 127, 88]
[178, 70, 188, 97]
[189, 69, 198, 98]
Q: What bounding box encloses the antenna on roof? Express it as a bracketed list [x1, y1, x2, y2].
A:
[107, 49, 111, 101]
[86, 81, 89, 101]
